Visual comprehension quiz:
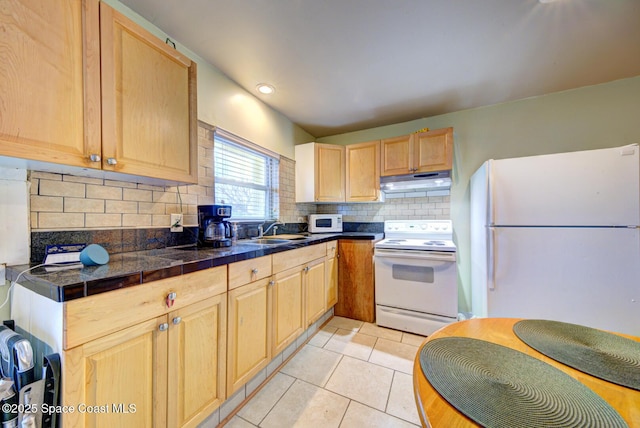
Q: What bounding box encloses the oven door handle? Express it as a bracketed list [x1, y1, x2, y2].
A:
[374, 249, 456, 261]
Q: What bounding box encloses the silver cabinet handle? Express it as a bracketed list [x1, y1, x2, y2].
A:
[89, 154, 101, 162]
[159, 323, 169, 332]
[269, 280, 275, 287]
[303, 266, 310, 273]
[107, 157, 117, 165]
[173, 317, 182, 325]
[251, 268, 259, 275]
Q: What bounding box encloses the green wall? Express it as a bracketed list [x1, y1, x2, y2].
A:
[318, 76, 640, 312]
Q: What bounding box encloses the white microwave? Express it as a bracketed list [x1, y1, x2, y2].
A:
[308, 214, 343, 233]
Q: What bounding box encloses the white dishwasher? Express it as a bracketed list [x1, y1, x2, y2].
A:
[374, 220, 458, 336]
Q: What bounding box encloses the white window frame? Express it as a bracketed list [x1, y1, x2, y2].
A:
[213, 128, 279, 221]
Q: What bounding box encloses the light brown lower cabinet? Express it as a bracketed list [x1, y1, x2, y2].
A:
[63, 294, 227, 428]
[305, 257, 327, 327]
[227, 243, 332, 396]
[226, 277, 272, 396]
[61, 266, 228, 428]
[272, 266, 305, 356]
[325, 244, 339, 309]
[335, 239, 378, 322]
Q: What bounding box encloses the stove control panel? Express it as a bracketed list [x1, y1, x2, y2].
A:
[384, 220, 452, 235]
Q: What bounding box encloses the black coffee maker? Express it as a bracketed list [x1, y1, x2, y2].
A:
[198, 205, 233, 247]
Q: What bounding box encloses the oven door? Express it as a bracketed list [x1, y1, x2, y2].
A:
[374, 248, 458, 318]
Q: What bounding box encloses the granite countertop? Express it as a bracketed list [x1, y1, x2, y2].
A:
[6, 232, 383, 302]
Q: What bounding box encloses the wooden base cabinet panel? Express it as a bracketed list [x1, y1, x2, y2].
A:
[305, 258, 326, 327]
[325, 254, 338, 310]
[168, 295, 227, 428]
[63, 317, 167, 428]
[272, 267, 304, 355]
[227, 278, 272, 396]
[63, 296, 226, 428]
[336, 240, 376, 322]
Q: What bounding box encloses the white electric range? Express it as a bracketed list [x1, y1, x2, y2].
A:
[374, 220, 458, 336]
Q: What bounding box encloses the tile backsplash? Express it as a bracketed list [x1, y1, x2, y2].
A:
[317, 194, 450, 222]
[26, 121, 451, 259]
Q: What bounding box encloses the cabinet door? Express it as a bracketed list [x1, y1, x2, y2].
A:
[305, 258, 326, 326]
[346, 141, 381, 202]
[413, 127, 453, 173]
[63, 316, 168, 428]
[315, 144, 345, 202]
[0, 0, 101, 168]
[336, 240, 376, 322]
[272, 267, 304, 355]
[100, 4, 197, 183]
[325, 255, 338, 309]
[381, 135, 412, 176]
[168, 295, 227, 428]
[227, 278, 272, 395]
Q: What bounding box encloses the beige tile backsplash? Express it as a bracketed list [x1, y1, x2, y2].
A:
[29, 123, 450, 231]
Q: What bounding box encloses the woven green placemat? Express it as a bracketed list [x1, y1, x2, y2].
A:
[419, 337, 627, 428]
[513, 319, 640, 391]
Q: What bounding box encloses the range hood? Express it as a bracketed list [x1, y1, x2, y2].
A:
[380, 170, 451, 193]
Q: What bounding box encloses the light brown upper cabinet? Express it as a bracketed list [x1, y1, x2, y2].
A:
[0, 0, 102, 168]
[100, 4, 197, 183]
[0, 0, 198, 184]
[381, 128, 453, 176]
[346, 140, 381, 202]
[295, 143, 346, 202]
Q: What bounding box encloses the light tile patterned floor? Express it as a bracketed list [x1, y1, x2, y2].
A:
[224, 316, 425, 427]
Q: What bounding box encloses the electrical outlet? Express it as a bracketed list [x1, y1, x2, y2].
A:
[170, 213, 183, 232]
[297, 217, 305, 223]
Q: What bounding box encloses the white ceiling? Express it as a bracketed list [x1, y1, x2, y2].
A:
[119, 0, 640, 138]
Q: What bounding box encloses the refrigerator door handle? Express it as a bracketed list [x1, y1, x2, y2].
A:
[486, 160, 494, 227]
[487, 226, 496, 290]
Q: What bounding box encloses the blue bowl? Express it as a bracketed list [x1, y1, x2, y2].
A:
[80, 244, 110, 266]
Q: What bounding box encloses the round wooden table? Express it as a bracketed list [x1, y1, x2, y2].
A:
[413, 318, 640, 427]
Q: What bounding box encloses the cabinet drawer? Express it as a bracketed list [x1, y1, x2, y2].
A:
[64, 266, 227, 349]
[273, 243, 326, 273]
[228, 255, 272, 290]
[326, 241, 338, 258]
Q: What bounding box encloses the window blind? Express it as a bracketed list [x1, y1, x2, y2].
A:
[213, 131, 279, 220]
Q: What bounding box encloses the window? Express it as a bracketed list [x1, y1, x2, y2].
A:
[213, 129, 279, 220]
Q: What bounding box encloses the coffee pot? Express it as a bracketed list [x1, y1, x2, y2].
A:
[198, 205, 233, 247]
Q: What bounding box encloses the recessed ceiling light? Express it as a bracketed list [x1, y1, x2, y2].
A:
[256, 83, 275, 95]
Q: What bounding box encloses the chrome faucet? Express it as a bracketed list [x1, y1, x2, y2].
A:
[259, 221, 284, 238]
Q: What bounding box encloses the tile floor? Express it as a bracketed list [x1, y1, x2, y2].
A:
[222, 316, 425, 427]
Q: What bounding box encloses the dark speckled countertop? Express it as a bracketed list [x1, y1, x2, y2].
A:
[7, 232, 382, 302]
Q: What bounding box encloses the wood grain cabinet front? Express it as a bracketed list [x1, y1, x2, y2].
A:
[325, 244, 339, 310]
[346, 140, 381, 202]
[295, 143, 346, 202]
[0, 0, 198, 184]
[227, 277, 272, 396]
[0, 0, 101, 168]
[335, 239, 377, 322]
[381, 127, 453, 176]
[62, 266, 227, 428]
[63, 294, 226, 428]
[100, 4, 197, 183]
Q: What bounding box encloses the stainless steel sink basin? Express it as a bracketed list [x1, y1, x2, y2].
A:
[242, 238, 293, 245]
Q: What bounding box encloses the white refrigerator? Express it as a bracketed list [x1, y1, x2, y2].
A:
[470, 144, 640, 336]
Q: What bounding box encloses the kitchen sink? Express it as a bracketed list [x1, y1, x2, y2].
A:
[242, 238, 293, 245]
